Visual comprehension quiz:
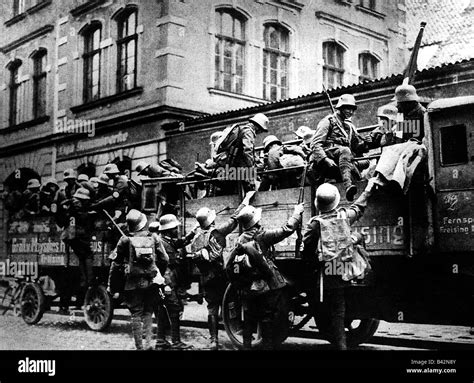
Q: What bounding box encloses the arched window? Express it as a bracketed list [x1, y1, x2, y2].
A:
[323, 41, 345, 89]
[214, 9, 246, 94]
[77, 162, 96, 179]
[7, 59, 22, 127]
[360, 0, 377, 10]
[359, 53, 379, 81]
[82, 22, 102, 103]
[32, 49, 47, 119]
[263, 24, 290, 101]
[116, 6, 138, 92]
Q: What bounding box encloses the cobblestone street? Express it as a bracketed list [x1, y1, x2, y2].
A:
[1, 301, 473, 351]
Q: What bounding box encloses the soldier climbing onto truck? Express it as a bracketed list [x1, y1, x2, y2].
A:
[302, 180, 375, 350]
[226, 199, 305, 350]
[188, 190, 256, 350]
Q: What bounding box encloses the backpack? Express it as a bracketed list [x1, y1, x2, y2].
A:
[226, 242, 260, 290]
[315, 210, 354, 263]
[212, 124, 241, 167]
[127, 236, 156, 276]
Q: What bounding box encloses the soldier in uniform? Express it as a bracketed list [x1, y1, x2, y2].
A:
[22, 179, 41, 216]
[310, 94, 371, 201]
[77, 174, 96, 200]
[259, 135, 306, 191]
[135, 162, 178, 178]
[108, 209, 168, 350]
[61, 187, 96, 309]
[39, 178, 59, 215]
[188, 191, 255, 349]
[155, 214, 195, 349]
[227, 201, 305, 350]
[52, 169, 79, 228]
[302, 181, 374, 350]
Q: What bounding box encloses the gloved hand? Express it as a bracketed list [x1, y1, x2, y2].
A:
[294, 203, 305, 216]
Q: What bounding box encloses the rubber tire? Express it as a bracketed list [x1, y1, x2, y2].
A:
[222, 283, 290, 350]
[83, 285, 113, 332]
[316, 316, 380, 347]
[20, 282, 46, 325]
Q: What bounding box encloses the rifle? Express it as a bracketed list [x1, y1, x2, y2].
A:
[295, 165, 308, 258]
[102, 209, 126, 237]
[321, 84, 352, 143]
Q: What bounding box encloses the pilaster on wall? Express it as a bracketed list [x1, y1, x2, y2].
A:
[155, 0, 187, 97]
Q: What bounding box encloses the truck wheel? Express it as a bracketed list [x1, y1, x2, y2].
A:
[20, 282, 46, 325]
[316, 317, 380, 347]
[222, 284, 290, 350]
[346, 318, 380, 347]
[83, 285, 113, 332]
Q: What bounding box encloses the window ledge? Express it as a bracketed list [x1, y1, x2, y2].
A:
[272, 0, 305, 11]
[4, 0, 52, 27]
[355, 5, 386, 19]
[71, 87, 143, 114]
[208, 88, 266, 104]
[70, 0, 106, 17]
[1, 115, 50, 134]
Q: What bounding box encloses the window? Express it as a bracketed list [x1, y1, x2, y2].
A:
[13, 0, 26, 16]
[214, 10, 245, 94]
[117, 7, 138, 93]
[360, 0, 376, 10]
[32, 49, 47, 119]
[440, 125, 468, 166]
[323, 41, 344, 89]
[83, 23, 102, 103]
[359, 53, 379, 81]
[8, 60, 22, 127]
[263, 24, 290, 101]
[112, 156, 132, 178]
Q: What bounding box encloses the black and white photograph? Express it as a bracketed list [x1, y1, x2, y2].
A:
[0, 0, 473, 379]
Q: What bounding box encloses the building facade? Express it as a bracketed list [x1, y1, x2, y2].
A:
[0, 0, 408, 257]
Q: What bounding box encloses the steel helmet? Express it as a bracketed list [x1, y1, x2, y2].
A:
[149, 221, 160, 233]
[249, 113, 269, 132]
[314, 183, 340, 213]
[103, 163, 120, 175]
[89, 177, 100, 187]
[97, 174, 110, 186]
[44, 178, 59, 187]
[126, 209, 148, 232]
[63, 168, 77, 180]
[73, 187, 91, 200]
[336, 94, 357, 110]
[295, 126, 315, 140]
[135, 162, 151, 176]
[209, 131, 223, 145]
[377, 103, 398, 121]
[195, 207, 217, 229]
[263, 135, 282, 151]
[236, 205, 262, 230]
[27, 179, 41, 189]
[77, 174, 89, 182]
[394, 84, 420, 102]
[158, 214, 180, 231]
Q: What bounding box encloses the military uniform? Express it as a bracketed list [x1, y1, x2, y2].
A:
[228, 209, 302, 350]
[310, 111, 368, 192]
[302, 189, 371, 350]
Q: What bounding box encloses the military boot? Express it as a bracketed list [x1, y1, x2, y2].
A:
[261, 321, 274, 351]
[207, 315, 219, 350]
[131, 317, 143, 350]
[170, 312, 193, 350]
[242, 321, 254, 350]
[339, 151, 357, 201]
[142, 313, 154, 350]
[155, 307, 171, 350]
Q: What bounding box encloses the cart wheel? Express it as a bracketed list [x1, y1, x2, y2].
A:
[222, 284, 290, 350]
[20, 282, 46, 325]
[83, 285, 113, 332]
[345, 318, 380, 347]
[316, 317, 380, 347]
